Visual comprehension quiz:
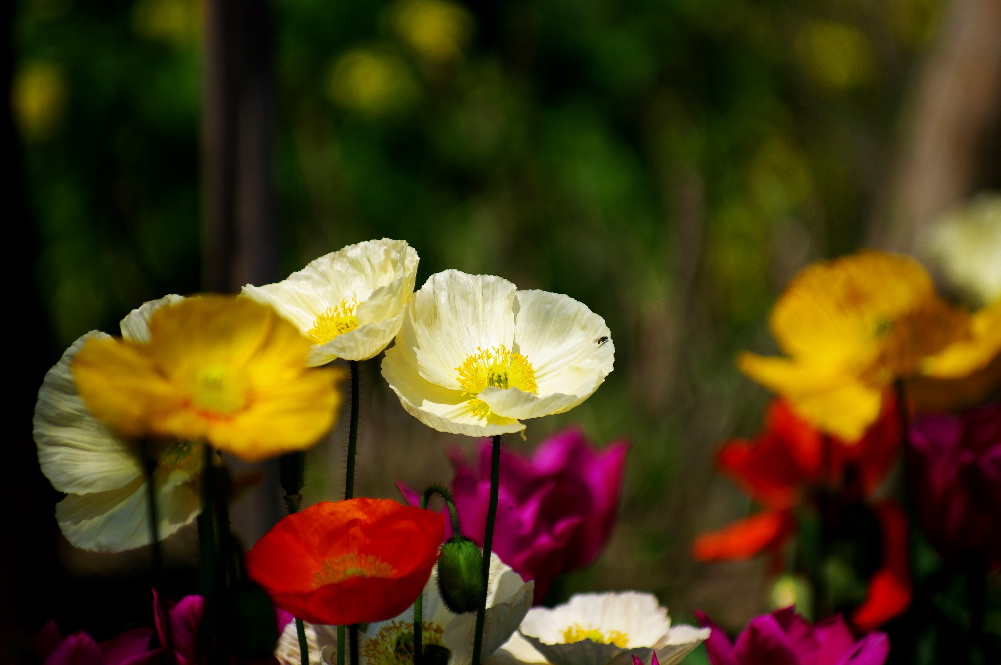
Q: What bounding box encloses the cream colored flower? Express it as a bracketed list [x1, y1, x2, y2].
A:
[382, 270, 614, 437]
[276, 553, 534, 665]
[242, 238, 419, 364]
[920, 194, 1001, 307]
[493, 591, 709, 665]
[33, 295, 204, 552]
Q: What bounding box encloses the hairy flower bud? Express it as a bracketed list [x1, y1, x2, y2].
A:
[436, 536, 485, 614]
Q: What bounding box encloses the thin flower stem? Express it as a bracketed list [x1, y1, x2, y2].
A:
[295, 618, 309, 665]
[337, 627, 346, 665]
[198, 444, 220, 664]
[340, 360, 362, 665]
[414, 591, 424, 665]
[471, 435, 502, 665]
[140, 440, 175, 664]
[349, 625, 360, 665]
[344, 360, 360, 500]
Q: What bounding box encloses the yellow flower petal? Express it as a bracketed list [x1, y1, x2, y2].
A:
[73, 295, 345, 462]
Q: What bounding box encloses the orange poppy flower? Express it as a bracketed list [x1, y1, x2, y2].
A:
[246, 499, 445, 626]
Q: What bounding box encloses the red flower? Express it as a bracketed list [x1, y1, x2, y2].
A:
[693, 398, 909, 629]
[246, 498, 445, 626]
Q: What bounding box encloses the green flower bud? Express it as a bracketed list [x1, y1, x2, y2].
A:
[435, 536, 485, 614]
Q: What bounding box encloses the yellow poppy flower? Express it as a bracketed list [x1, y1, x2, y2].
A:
[382, 270, 614, 437]
[242, 238, 419, 364]
[738, 250, 972, 440]
[34, 295, 205, 551]
[71, 295, 344, 462]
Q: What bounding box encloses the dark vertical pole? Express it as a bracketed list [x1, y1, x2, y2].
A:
[202, 0, 278, 293]
[201, 0, 282, 545]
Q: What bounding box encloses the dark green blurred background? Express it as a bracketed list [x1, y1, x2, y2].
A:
[9, 0, 1000, 659]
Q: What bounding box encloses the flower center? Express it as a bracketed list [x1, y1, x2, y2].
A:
[561, 624, 630, 647]
[156, 439, 202, 475]
[308, 298, 360, 344]
[191, 366, 248, 417]
[363, 620, 446, 665]
[313, 552, 397, 586]
[455, 345, 538, 419]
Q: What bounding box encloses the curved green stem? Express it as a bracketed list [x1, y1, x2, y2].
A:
[471, 435, 502, 665]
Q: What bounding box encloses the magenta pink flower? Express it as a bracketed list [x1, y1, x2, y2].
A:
[909, 401, 1001, 570]
[36, 591, 292, 665]
[696, 607, 889, 665]
[400, 426, 628, 603]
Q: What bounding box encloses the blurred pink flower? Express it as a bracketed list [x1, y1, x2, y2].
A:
[400, 426, 628, 603]
[37, 591, 292, 665]
[909, 401, 1001, 570]
[696, 607, 889, 665]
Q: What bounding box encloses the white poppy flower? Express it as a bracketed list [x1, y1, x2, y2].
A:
[33, 294, 204, 552]
[242, 238, 419, 364]
[276, 553, 534, 665]
[492, 591, 709, 665]
[381, 270, 614, 436]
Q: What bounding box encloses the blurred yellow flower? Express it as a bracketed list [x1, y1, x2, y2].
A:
[327, 48, 420, 115]
[242, 238, 419, 364]
[738, 250, 978, 440]
[72, 295, 344, 462]
[388, 0, 473, 65]
[34, 295, 205, 551]
[13, 61, 66, 142]
[382, 270, 614, 437]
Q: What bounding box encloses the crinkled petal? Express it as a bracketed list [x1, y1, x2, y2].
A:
[395, 270, 518, 389]
[35, 332, 142, 494]
[478, 386, 585, 421]
[513, 290, 613, 397]
[382, 353, 524, 436]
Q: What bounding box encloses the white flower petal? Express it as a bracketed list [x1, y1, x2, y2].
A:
[243, 238, 419, 362]
[444, 554, 535, 665]
[119, 294, 185, 343]
[515, 592, 705, 665]
[399, 270, 518, 388]
[34, 332, 142, 494]
[478, 387, 585, 421]
[514, 290, 614, 397]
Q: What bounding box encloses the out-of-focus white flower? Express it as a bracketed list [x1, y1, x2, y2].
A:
[33, 295, 204, 552]
[492, 591, 709, 665]
[242, 238, 419, 364]
[920, 193, 1001, 307]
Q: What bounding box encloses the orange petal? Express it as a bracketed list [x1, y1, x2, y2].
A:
[692, 511, 793, 561]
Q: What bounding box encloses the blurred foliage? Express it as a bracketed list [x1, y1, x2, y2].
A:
[17, 0, 949, 639]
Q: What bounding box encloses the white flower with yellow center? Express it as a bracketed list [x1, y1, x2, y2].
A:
[491, 592, 709, 665]
[381, 270, 614, 436]
[275, 553, 534, 665]
[242, 238, 419, 365]
[33, 295, 204, 552]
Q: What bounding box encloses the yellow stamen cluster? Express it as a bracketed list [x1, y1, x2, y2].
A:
[313, 552, 397, 586]
[455, 345, 538, 420]
[308, 298, 361, 344]
[561, 624, 630, 647]
[363, 620, 445, 665]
